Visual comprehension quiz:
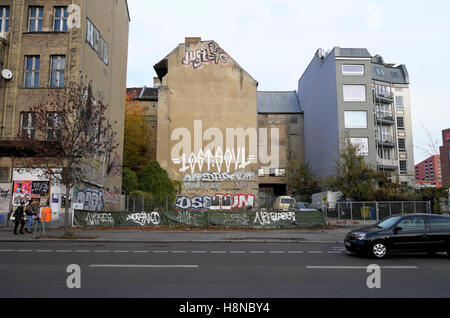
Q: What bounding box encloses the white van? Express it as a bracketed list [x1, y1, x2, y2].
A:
[311, 192, 343, 211]
[273, 196, 296, 211]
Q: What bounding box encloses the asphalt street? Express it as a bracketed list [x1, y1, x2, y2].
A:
[0, 242, 449, 298]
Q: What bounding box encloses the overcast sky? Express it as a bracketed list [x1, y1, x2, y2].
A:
[126, 0, 450, 165]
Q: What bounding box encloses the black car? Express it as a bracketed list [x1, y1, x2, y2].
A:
[344, 214, 450, 258]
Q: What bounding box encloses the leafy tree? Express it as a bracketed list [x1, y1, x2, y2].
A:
[11, 79, 118, 236]
[327, 137, 385, 201]
[138, 161, 176, 207]
[122, 168, 138, 195]
[123, 93, 152, 172]
[288, 161, 321, 200]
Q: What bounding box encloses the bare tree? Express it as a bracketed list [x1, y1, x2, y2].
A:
[10, 78, 118, 236]
[416, 124, 440, 158]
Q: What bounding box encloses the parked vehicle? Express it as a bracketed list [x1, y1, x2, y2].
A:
[311, 191, 343, 211]
[344, 214, 450, 258]
[273, 196, 296, 211]
[296, 202, 318, 212]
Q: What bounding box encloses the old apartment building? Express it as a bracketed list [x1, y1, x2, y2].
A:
[298, 47, 415, 187]
[0, 0, 130, 216]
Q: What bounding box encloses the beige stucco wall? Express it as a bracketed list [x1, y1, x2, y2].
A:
[156, 39, 259, 206]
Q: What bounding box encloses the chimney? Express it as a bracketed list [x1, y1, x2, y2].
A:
[185, 37, 201, 44]
[153, 77, 161, 88]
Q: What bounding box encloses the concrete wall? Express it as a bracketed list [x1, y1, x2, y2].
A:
[156, 39, 259, 206]
[298, 50, 339, 178]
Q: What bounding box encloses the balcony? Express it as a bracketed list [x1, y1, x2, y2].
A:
[377, 157, 399, 171]
[378, 137, 397, 148]
[376, 112, 395, 125]
[375, 92, 394, 104]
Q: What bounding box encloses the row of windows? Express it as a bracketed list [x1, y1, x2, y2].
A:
[342, 65, 400, 80]
[24, 55, 66, 88]
[0, 5, 68, 33]
[20, 112, 61, 141]
[342, 84, 405, 109]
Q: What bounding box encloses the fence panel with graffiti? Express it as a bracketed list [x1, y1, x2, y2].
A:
[73, 210, 326, 228]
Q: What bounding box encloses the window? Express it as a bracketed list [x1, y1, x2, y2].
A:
[398, 139, 406, 152]
[377, 125, 393, 143]
[46, 113, 62, 141]
[0, 6, 10, 33]
[20, 112, 36, 138]
[350, 138, 369, 156]
[397, 217, 425, 231]
[343, 85, 366, 101]
[392, 72, 399, 78]
[395, 96, 404, 108]
[50, 55, 66, 88]
[28, 6, 44, 32]
[374, 67, 386, 76]
[269, 168, 276, 177]
[342, 65, 364, 76]
[397, 117, 405, 131]
[375, 85, 391, 97]
[24, 56, 40, 88]
[345, 111, 367, 129]
[54, 7, 68, 32]
[378, 148, 392, 160]
[400, 160, 407, 175]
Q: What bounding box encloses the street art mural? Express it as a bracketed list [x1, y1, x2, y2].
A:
[254, 212, 296, 226]
[0, 184, 11, 213]
[175, 193, 256, 211]
[126, 212, 161, 226]
[182, 42, 229, 69]
[74, 188, 121, 212]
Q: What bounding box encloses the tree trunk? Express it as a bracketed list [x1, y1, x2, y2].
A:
[64, 185, 70, 237]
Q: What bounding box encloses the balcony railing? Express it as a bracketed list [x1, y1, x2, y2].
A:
[378, 137, 396, 147]
[376, 111, 395, 124]
[375, 91, 394, 104]
[377, 157, 399, 170]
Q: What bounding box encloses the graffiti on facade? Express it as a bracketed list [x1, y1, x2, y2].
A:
[126, 212, 161, 226]
[182, 42, 229, 69]
[254, 212, 296, 226]
[74, 189, 104, 211]
[85, 212, 113, 226]
[0, 189, 10, 200]
[107, 152, 121, 176]
[183, 182, 221, 191]
[170, 120, 279, 174]
[175, 195, 211, 211]
[183, 170, 256, 183]
[175, 193, 255, 211]
[223, 213, 250, 226]
[103, 190, 121, 209]
[74, 188, 120, 211]
[176, 211, 201, 226]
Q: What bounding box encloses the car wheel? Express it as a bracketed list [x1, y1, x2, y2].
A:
[371, 241, 389, 259]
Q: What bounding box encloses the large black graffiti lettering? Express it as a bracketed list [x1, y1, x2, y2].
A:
[182, 42, 229, 69]
[0, 189, 10, 200]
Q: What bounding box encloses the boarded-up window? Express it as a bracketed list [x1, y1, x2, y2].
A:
[0, 167, 9, 182]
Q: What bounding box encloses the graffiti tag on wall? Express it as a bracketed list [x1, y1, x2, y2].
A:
[85, 212, 113, 226]
[126, 212, 161, 226]
[74, 188, 121, 211]
[182, 42, 229, 69]
[175, 193, 256, 211]
[254, 212, 296, 226]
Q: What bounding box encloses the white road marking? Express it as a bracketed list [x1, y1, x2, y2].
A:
[172, 251, 187, 254]
[133, 251, 149, 253]
[36, 250, 52, 253]
[229, 251, 246, 254]
[17, 250, 33, 252]
[89, 265, 199, 268]
[250, 251, 265, 254]
[308, 251, 324, 254]
[113, 251, 129, 253]
[210, 251, 227, 254]
[191, 251, 207, 254]
[75, 250, 91, 253]
[327, 251, 342, 254]
[56, 250, 72, 253]
[269, 251, 285, 254]
[94, 250, 110, 253]
[0, 250, 15, 252]
[153, 251, 169, 253]
[288, 251, 304, 254]
[306, 266, 419, 269]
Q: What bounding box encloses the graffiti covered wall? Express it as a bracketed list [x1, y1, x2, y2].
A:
[74, 188, 121, 212]
[0, 184, 12, 213]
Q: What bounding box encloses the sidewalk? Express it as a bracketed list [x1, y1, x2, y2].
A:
[0, 223, 364, 243]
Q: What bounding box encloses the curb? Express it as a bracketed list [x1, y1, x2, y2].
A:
[0, 239, 342, 244]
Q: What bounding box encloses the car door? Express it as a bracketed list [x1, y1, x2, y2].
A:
[426, 216, 450, 252]
[390, 216, 429, 252]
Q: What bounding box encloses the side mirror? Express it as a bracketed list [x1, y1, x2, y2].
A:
[394, 226, 403, 234]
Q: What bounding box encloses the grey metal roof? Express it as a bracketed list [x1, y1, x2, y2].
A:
[371, 63, 409, 84]
[257, 91, 303, 114]
[336, 48, 372, 58]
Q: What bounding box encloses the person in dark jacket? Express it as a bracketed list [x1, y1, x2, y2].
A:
[13, 202, 26, 235]
[25, 200, 36, 233]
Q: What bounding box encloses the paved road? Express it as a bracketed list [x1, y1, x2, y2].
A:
[0, 242, 449, 298]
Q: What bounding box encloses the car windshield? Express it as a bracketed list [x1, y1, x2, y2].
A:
[298, 203, 313, 209]
[281, 199, 295, 205]
[376, 216, 402, 229]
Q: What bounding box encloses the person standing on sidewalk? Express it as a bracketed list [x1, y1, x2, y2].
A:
[25, 200, 36, 233]
[13, 202, 26, 235]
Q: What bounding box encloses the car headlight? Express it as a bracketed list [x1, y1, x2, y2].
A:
[357, 233, 367, 240]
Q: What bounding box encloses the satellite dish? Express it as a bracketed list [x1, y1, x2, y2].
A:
[1, 69, 12, 80]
